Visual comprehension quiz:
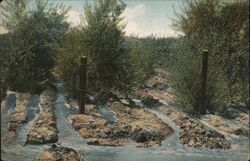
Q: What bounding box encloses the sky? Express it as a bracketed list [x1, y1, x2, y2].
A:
[0, 0, 183, 37]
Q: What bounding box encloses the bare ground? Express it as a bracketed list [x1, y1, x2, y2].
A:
[2, 92, 31, 144]
[26, 89, 58, 144]
[37, 144, 87, 161]
[69, 102, 174, 147]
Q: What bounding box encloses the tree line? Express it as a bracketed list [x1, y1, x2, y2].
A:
[0, 0, 174, 100]
[170, 0, 249, 113]
[0, 0, 248, 114]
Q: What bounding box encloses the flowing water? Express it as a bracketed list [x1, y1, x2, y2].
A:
[97, 104, 118, 123]
[1, 92, 16, 138]
[1, 84, 249, 161]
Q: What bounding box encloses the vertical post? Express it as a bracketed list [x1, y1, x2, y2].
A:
[0, 74, 2, 108]
[79, 56, 87, 114]
[200, 49, 209, 115]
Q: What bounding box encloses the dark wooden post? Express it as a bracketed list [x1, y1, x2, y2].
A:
[0, 74, 2, 108]
[200, 49, 209, 115]
[79, 56, 87, 114]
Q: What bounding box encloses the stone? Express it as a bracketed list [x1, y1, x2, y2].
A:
[222, 108, 240, 119]
[141, 95, 162, 107]
[120, 99, 130, 106]
[130, 128, 159, 143]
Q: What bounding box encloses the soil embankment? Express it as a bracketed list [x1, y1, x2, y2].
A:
[133, 69, 232, 149]
[200, 109, 249, 137]
[37, 144, 87, 161]
[69, 102, 173, 147]
[26, 89, 58, 144]
[2, 93, 31, 144]
[158, 106, 231, 149]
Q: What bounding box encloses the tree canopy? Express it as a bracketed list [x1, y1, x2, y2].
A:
[170, 0, 249, 113]
[0, 0, 69, 93]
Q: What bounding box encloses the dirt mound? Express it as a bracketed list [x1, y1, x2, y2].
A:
[37, 144, 87, 161]
[26, 89, 58, 144]
[201, 114, 249, 137]
[159, 106, 231, 149]
[69, 102, 173, 147]
[141, 95, 162, 107]
[2, 92, 30, 144]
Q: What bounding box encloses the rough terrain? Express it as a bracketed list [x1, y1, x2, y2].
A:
[69, 102, 173, 147]
[133, 69, 233, 149]
[2, 92, 31, 144]
[200, 111, 249, 137]
[26, 89, 58, 144]
[37, 144, 87, 161]
[158, 106, 231, 149]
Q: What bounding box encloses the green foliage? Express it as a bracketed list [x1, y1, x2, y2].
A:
[170, 0, 249, 113]
[55, 0, 130, 97]
[1, 0, 29, 31]
[128, 36, 175, 85]
[0, 34, 8, 100]
[82, 0, 130, 92]
[0, 0, 69, 93]
[54, 0, 174, 98]
[54, 29, 84, 98]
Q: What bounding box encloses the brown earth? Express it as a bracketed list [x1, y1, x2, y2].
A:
[133, 69, 175, 105]
[236, 112, 249, 127]
[37, 144, 87, 161]
[69, 102, 173, 147]
[26, 89, 58, 144]
[158, 106, 231, 149]
[2, 92, 31, 144]
[133, 69, 231, 149]
[201, 114, 249, 137]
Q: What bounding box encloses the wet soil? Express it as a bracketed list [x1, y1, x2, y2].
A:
[2, 93, 31, 144]
[26, 89, 58, 144]
[69, 101, 173, 147]
[37, 144, 87, 161]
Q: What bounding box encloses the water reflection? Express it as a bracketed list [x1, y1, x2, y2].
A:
[1, 84, 249, 161]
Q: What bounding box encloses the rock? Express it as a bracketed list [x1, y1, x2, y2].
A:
[120, 99, 130, 106]
[130, 128, 160, 143]
[141, 95, 162, 107]
[222, 108, 240, 119]
[120, 99, 136, 107]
